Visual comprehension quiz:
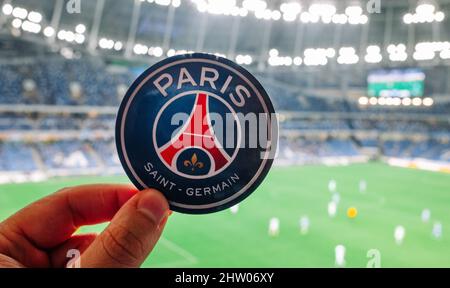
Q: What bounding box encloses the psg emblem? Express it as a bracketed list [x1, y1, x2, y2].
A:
[116, 53, 277, 214]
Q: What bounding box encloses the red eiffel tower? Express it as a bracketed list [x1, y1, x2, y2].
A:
[158, 93, 231, 172]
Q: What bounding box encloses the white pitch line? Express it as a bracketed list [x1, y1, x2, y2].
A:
[155, 237, 198, 267]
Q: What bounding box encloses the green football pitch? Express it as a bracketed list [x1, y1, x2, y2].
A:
[0, 163, 449, 267]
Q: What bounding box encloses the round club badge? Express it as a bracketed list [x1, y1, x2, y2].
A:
[116, 53, 277, 214]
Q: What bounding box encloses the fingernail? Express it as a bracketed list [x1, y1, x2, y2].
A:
[137, 190, 168, 225]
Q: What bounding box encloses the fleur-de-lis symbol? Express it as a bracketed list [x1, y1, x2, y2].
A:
[183, 153, 204, 172]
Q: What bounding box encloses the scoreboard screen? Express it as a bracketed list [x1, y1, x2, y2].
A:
[367, 68, 425, 98]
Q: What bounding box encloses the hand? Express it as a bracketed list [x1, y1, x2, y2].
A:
[0, 184, 170, 268]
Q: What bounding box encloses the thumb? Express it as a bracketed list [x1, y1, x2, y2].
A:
[80, 189, 170, 268]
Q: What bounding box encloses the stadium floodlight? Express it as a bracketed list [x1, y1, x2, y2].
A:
[172, 0, 181, 7]
[75, 34, 85, 44]
[167, 48, 176, 57]
[388, 44, 408, 62]
[293, 56, 302, 66]
[280, 2, 301, 22]
[11, 18, 22, 29]
[75, 24, 86, 34]
[392, 97, 401, 106]
[303, 48, 328, 66]
[416, 3, 435, 15]
[434, 11, 445, 22]
[369, 97, 377, 105]
[422, 97, 433, 106]
[12, 7, 27, 19]
[21, 20, 41, 34]
[114, 41, 123, 51]
[271, 10, 281, 21]
[412, 97, 422, 106]
[65, 31, 75, 42]
[358, 97, 369, 105]
[402, 97, 412, 106]
[155, 0, 171, 6]
[365, 45, 382, 63]
[152, 46, 164, 57]
[236, 54, 252, 65]
[242, 0, 267, 12]
[2, 4, 13, 15]
[27, 11, 42, 23]
[440, 49, 450, 59]
[57, 30, 67, 40]
[377, 97, 386, 105]
[43, 26, 55, 37]
[309, 3, 336, 18]
[337, 47, 359, 64]
[345, 6, 362, 17]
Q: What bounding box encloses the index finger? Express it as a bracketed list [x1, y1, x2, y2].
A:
[1, 184, 138, 249]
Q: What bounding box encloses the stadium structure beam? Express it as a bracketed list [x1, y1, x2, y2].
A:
[162, 4, 175, 51]
[48, 0, 64, 44]
[292, 20, 305, 71]
[407, 0, 415, 65]
[125, 0, 141, 58]
[227, 16, 240, 60]
[383, 5, 394, 52]
[258, 21, 272, 71]
[88, 0, 106, 53]
[195, 13, 208, 52]
[0, 0, 11, 31]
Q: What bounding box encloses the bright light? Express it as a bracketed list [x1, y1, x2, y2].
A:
[114, 41, 123, 51]
[65, 31, 75, 42]
[404, 4, 444, 24]
[99, 38, 115, 49]
[303, 48, 330, 66]
[172, 0, 181, 7]
[388, 44, 408, 62]
[2, 4, 13, 15]
[134, 43, 149, 55]
[434, 11, 445, 22]
[416, 4, 435, 15]
[358, 96, 369, 105]
[155, 0, 170, 6]
[345, 6, 362, 17]
[377, 97, 386, 105]
[27, 11, 42, 23]
[12, 7, 27, 19]
[242, 0, 267, 12]
[43, 26, 55, 37]
[412, 97, 422, 106]
[75, 34, 85, 44]
[11, 18, 22, 29]
[423, 97, 433, 106]
[75, 24, 86, 34]
[440, 49, 450, 59]
[309, 3, 336, 18]
[402, 98, 412, 106]
[271, 10, 281, 21]
[337, 47, 359, 64]
[21, 20, 41, 33]
[236, 54, 252, 65]
[369, 97, 377, 105]
[57, 30, 67, 40]
[293, 56, 302, 66]
[365, 45, 382, 63]
[153, 46, 163, 57]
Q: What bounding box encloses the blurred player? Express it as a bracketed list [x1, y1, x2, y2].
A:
[335, 244, 346, 267]
[421, 209, 431, 223]
[359, 180, 367, 193]
[394, 225, 406, 245]
[328, 201, 337, 218]
[432, 222, 442, 240]
[331, 192, 340, 204]
[268, 217, 280, 237]
[299, 216, 310, 235]
[328, 179, 337, 193]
